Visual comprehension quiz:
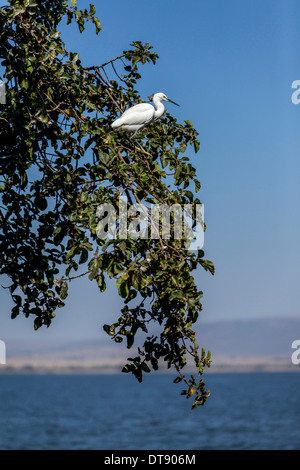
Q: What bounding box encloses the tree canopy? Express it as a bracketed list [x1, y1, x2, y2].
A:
[0, 0, 214, 409]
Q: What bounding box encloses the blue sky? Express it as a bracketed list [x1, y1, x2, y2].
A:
[0, 0, 299, 347]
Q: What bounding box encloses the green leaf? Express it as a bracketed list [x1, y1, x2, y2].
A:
[116, 276, 130, 298]
[170, 290, 185, 301]
[34, 317, 43, 330]
[173, 376, 182, 384]
[126, 331, 134, 349]
[194, 179, 201, 192]
[185, 120, 193, 128]
[12, 295, 22, 306]
[92, 17, 101, 34]
[70, 52, 80, 63]
[194, 140, 200, 153]
[36, 112, 49, 124]
[141, 362, 151, 373]
[21, 78, 29, 90]
[59, 281, 68, 300]
[199, 259, 215, 275]
[11, 306, 20, 319]
[103, 324, 115, 336]
[50, 30, 61, 39]
[79, 249, 88, 264]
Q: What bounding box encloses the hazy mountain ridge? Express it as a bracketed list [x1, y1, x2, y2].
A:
[197, 316, 300, 357]
[1, 317, 300, 373]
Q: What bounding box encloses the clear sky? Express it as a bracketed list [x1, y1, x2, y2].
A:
[0, 0, 299, 348]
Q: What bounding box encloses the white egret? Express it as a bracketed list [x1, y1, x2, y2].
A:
[111, 92, 179, 137]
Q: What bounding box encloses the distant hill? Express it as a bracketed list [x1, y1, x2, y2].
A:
[1, 317, 300, 373]
[196, 316, 300, 358]
[194, 316, 300, 372]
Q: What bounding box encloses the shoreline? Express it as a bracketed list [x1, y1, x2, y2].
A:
[0, 360, 298, 375]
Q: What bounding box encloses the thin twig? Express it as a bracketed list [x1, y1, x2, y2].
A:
[84, 54, 126, 71]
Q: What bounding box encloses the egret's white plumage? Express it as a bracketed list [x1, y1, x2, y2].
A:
[111, 92, 179, 136]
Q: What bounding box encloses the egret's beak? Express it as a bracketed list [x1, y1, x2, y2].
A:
[167, 98, 180, 106]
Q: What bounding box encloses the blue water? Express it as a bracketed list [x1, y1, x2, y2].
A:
[0, 372, 299, 450]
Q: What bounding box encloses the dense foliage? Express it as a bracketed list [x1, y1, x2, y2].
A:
[0, 0, 214, 408]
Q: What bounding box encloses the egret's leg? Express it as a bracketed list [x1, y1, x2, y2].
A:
[137, 145, 153, 158]
[130, 135, 152, 158]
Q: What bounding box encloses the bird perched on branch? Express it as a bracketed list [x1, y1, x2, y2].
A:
[111, 92, 179, 137]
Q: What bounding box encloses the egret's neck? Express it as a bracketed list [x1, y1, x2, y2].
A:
[153, 98, 165, 120]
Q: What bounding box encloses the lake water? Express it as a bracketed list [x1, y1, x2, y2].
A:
[0, 372, 299, 450]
